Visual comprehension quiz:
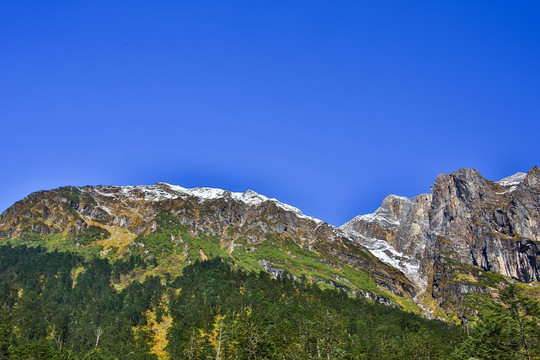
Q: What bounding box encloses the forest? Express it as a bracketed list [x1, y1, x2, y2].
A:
[0, 244, 538, 359]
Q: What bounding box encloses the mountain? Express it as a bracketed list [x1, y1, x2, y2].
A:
[341, 166, 540, 319]
[0, 182, 417, 309]
[1, 167, 539, 322]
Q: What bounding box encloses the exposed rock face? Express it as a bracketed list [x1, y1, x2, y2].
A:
[342, 194, 432, 291]
[0, 183, 323, 241]
[426, 168, 540, 282]
[341, 166, 540, 317]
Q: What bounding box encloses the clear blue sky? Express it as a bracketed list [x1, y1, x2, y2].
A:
[1, 1, 539, 225]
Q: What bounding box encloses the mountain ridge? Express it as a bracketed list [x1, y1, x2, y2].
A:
[341, 166, 540, 318]
[0, 179, 419, 310]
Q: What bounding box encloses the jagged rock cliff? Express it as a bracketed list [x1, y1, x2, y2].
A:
[341, 194, 432, 290]
[341, 166, 540, 318]
[427, 168, 539, 281]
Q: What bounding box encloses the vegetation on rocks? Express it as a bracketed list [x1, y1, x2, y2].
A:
[1, 242, 538, 359]
[0, 168, 539, 358]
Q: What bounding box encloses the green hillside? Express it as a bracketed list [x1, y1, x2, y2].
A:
[2, 208, 416, 312]
[0, 243, 456, 359]
[1, 242, 539, 359]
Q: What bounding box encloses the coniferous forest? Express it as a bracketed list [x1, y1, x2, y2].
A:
[0, 244, 539, 359]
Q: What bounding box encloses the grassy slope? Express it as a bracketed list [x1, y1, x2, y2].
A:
[1, 208, 422, 315]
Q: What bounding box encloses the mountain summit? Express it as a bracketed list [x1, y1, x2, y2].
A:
[342, 167, 540, 318]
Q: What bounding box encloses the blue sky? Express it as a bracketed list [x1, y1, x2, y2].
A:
[1, 1, 539, 225]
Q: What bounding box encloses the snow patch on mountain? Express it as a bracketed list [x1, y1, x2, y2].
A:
[346, 194, 412, 229]
[496, 172, 527, 194]
[91, 183, 323, 224]
[352, 212, 400, 228]
[344, 228, 427, 291]
[497, 172, 527, 187]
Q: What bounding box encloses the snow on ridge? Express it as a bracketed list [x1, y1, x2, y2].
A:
[92, 183, 322, 224]
[358, 212, 399, 227]
[345, 229, 427, 290]
[386, 194, 411, 202]
[343, 194, 411, 229]
[347, 210, 400, 229]
[497, 172, 527, 187]
[164, 184, 322, 222]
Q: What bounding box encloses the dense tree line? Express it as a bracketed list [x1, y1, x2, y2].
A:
[452, 284, 540, 359]
[0, 244, 538, 359]
[167, 258, 460, 359]
[0, 245, 162, 359]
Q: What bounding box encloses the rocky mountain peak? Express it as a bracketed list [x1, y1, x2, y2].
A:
[523, 166, 540, 188]
[341, 192, 431, 292]
[341, 167, 540, 318]
[345, 194, 410, 230]
[497, 172, 527, 187]
[431, 168, 489, 206]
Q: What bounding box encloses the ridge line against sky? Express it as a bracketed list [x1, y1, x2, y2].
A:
[1, 1, 539, 225]
[0, 167, 534, 227]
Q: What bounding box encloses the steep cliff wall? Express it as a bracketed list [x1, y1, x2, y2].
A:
[342, 167, 540, 318]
